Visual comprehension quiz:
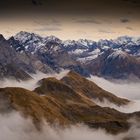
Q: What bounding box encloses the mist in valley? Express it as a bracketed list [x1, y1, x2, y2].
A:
[0, 111, 140, 140]
[88, 75, 140, 113]
[0, 71, 140, 140]
[0, 70, 69, 91]
[89, 76, 140, 100]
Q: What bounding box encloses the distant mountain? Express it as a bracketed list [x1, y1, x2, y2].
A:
[6, 31, 140, 80]
[86, 49, 140, 79]
[9, 31, 90, 77]
[98, 36, 140, 57]
[9, 32, 140, 59]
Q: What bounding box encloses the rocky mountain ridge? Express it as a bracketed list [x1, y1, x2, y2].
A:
[0, 31, 140, 80]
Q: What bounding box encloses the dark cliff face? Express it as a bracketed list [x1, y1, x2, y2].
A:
[0, 35, 33, 80]
[0, 34, 57, 80]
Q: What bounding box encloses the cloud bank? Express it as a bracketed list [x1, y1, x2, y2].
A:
[0, 70, 69, 91]
[89, 76, 140, 100]
[89, 76, 140, 113]
[0, 112, 139, 140]
[0, 72, 140, 140]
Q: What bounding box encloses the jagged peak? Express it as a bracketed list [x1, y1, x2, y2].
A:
[14, 31, 43, 41]
[0, 34, 6, 41]
[117, 35, 132, 40]
[113, 36, 140, 45]
[62, 40, 77, 46]
[15, 31, 32, 38]
[107, 50, 129, 60]
[45, 35, 60, 40]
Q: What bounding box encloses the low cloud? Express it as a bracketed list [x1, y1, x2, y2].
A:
[0, 111, 139, 140]
[89, 76, 140, 113]
[0, 112, 140, 140]
[89, 76, 140, 100]
[0, 112, 113, 140]
[0, 72, 140, 139]
[93, 99, 140, 113]
[0, 70, 69, 91]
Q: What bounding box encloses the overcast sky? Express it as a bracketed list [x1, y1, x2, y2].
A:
[0, 0, 140, 40]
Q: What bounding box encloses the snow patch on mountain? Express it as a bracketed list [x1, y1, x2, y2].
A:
[11, 32, 140, 64]
[107, 50, 129, 60]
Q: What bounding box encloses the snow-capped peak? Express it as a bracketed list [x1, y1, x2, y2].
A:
[14, 31, 43, 44]
[63, 40, 77, 46]
[107, 50, 129, 60]
[113, 36, 139, 45]
[11, 32, 140, 60]
[45, 35, 62, 43]
[78, 39, 94, 46]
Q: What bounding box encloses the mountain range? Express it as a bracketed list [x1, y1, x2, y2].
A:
[0, 31, 139, 80]
[1, 31, 140, 138]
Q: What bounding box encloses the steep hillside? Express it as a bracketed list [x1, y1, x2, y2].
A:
[61, 71, 129, 105]
[0, 86, 130, 134]
[2, 70, 140, 134]
[0, 34, 33, 80]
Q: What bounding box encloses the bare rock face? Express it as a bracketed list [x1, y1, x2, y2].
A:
[0, 34, 33, 80]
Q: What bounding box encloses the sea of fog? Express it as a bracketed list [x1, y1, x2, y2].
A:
[88, 76, 140, 113]
[0, 71, 140, 140]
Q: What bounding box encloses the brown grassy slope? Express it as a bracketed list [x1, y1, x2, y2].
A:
[34, 77, 130, 134]
[61, 71, 129, 106]
[34, 77, 96, 106]
[0, 87, 70, 125]
[0, 73, 134, 134]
